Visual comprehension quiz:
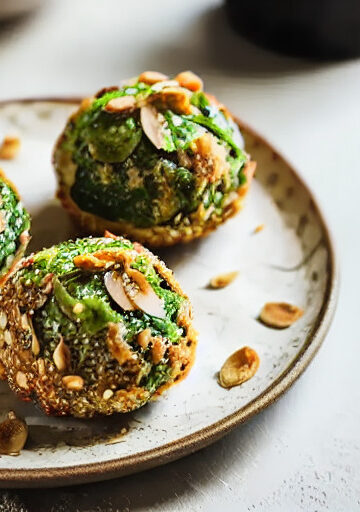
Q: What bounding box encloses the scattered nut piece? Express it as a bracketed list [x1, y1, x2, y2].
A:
[259, 302, 304, 329]
[37, 358, 45, 376]
[105, 95, 136, 113]
[0, 136, 21, 160]
[175, 71, 203, 91]
[140, 105, 166, 149]
[138, 71, 168, 85]
[31, 331, 40, 356]
[0, 411, 28, 455]
[4, 330, 12, 346]
[53, 337, 71, 371]
[16, 371, 28, 389]
[254, 224, 265, 234]
[209, 271, 239, 289]
[72, 302, 84, 315]
[151, 337, 166, 364]
[104, 271, 134, 311]
[62, 375, 84, 391]
[103, 389, 114, 400]
[219, 346, 260, 388]
[137, 328, 152, 349]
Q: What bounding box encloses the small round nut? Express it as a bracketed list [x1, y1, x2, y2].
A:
[0, 411, 28, 455]
[137, 328, 152, 349]
[62, 375, 84, 391]
[16, 371, 28, 389]
[209, 271, 239, 289]
[175, 71, 203, 92]
[219, 346, 260, 389]
[103, 389, 114, 400]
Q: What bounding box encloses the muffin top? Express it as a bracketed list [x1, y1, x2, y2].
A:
[54, 71, 248, 229]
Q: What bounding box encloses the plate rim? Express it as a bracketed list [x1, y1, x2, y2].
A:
[0, 97, 339, 488]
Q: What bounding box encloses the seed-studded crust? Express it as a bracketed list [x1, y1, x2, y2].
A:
[0, 240, 197, 418]
[54, 153, 256, 247]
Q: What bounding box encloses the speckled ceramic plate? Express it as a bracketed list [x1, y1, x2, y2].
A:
[0, 99, 338, 488]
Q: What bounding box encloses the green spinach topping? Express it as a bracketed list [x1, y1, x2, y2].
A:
[60, 80, 247, 227]
[0, 178, 30, 276]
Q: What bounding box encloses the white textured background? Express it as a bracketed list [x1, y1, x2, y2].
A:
[0, 0, 359, 510]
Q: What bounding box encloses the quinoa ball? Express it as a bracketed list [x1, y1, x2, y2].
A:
[0, 234, 196, 417]
[53, 71, 256, 246]
[0, 170, 30, 284]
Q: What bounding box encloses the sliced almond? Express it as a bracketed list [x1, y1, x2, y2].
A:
[105, 95, 136, 113]
[151, 87, 192, 114]
[16, 371, 28, 389]
[0, 136, 20, 160]
[138, 71, 168, 85]
[130, 276, 166, 319]
[175, 71, 203, 91]
[219, 346, 259, 389]
[37, 358, 45, 376]
[4, 330, 12, 346]
[151, 80, 180, 92]
[209, 271, 239, 289]
[104, 271, 135, 311]
[137, 328, 152, 349]
[53, 337, 71, 371]
[0, 411, 28, 455]
[31, 331, 40, 356]
[62, 375, 84, 391]
[140, 105, 166, 149]
[259, 302, 304, 329]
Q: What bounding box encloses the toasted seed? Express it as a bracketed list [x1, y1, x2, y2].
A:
[209, 271, 239, 289]
[37, 358, 45, 376]
[53, 337, 71, 371]
[31, 332, 40, 356]
[140, 105, 165, 149]
[103, 389, 114, 400]
[4, 330, 12, 346]
[0, 311, 7, 330]
[105, 95, 136, 113]
[20, 314, 29, 330]
[137, 328, 152, 349]
[62, 375, 84, 391]
[104, 271, 134, 311]
[0, 136, 21, 160]
[138, 71, 168, 85]
[259, 302, 304, 328]
[254, 224, 265, 234]
[72, 302, 84, 315]
[219, 346, 260, 388]
[0, 411, 28, 455]
[175, 71, 203, 91]
[16, 371, 28, 389]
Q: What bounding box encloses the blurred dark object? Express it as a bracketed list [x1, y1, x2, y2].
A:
[0, 0, 44, 21]
[225, 0, 360, 59]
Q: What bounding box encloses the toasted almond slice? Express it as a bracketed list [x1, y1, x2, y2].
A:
[152, 87, 192, 114]
[0, 136, 20, 160]
[0, 411, 28, 455]
[138, 71, 168, 85]
[209, 271, 239, 289]
[105, 95, 136, 113]
[175, 71, 203, 91]
[104, 271, 135, 311]
[140, 105, 165, 149]
[53, 337, 71, 371]
[131, 287, 166, 319]
[259, 302, 304, 329]
[62, 375, 84, 391]
[219, 346, 259, 389]
[151, 337, 166, 364]
[107, 322, 134, 365]
[151, 80, 179, 92]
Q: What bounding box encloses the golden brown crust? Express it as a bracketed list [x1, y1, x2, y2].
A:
[0, 242, 197, 418]
[55, 160, 256, 247]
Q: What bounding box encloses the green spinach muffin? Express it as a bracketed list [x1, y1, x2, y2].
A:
[0, 170, 30, 284]
[53, 71, 255, 246]
[0, 234, 196, 417]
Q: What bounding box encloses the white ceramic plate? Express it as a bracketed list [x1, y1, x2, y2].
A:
[0, 99, 338, 487]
